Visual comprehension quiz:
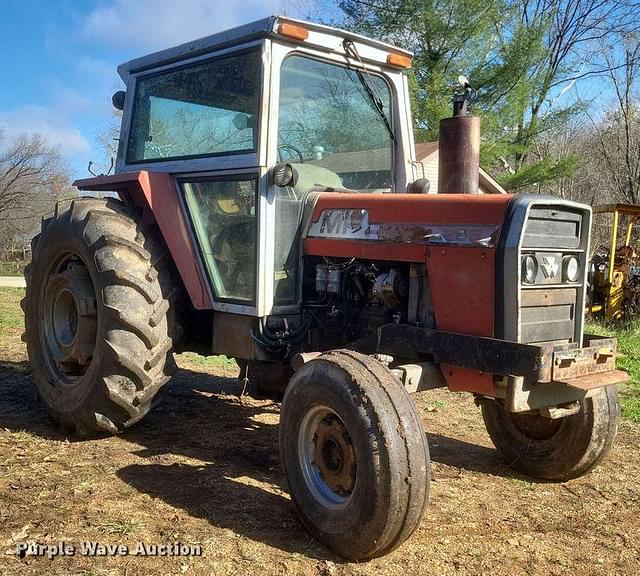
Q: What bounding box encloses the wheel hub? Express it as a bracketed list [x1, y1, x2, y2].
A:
[298, 406, 357, 508]
[43, 259, 97, 375]
[313, 414, 356, 496]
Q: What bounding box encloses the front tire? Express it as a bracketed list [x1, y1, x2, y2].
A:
[23, 198, 179, 435]
[481, 385, 619, 480]
[279, 350, 430, 560]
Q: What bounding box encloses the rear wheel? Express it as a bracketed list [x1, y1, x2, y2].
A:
[279, 350, 429, 560]
[481, 385, 619, 480]
[23, 198, 180, 435]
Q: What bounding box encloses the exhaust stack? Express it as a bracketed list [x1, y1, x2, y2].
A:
[438, 80, 480, 194]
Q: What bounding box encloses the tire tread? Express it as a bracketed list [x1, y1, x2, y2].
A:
[24, 197, 181, 435]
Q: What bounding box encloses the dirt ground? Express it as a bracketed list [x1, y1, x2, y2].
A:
[1, 301, 639, 575]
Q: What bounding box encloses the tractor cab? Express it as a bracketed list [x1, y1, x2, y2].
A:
[108, 16, 417, 317]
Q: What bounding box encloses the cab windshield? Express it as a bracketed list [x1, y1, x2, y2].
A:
[277, 55, 394, 192]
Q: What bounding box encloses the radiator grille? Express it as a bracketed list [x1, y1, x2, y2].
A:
[523, 207, 582, 249]
[519, 206, 586, 344]
[520, 288, 576, 344]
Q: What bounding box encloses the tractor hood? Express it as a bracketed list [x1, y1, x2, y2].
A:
[304, 193, 512, 261]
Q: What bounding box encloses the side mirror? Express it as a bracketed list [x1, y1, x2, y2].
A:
[271, 163, 299, 188]
[112, 91, 126, 111]
[407, 178, 430, 194]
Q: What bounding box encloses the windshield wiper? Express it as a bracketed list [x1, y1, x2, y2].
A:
[343, 40, 396, 143]
[355, 69, 397, 143]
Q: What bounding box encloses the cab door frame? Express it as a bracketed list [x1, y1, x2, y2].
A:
[176, 167, 273, 317]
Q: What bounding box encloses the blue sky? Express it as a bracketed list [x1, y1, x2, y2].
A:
[0, 0, 620, 181]
[0, 0, 284, 179]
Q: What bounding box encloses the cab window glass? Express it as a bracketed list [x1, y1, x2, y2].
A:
[278, 55, 393, 191]
[128, 51, 260, 162]
[182, 177, 257, 303]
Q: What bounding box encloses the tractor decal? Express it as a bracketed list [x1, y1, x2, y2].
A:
[307, 208, 501, 247]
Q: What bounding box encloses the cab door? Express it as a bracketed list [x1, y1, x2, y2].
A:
[179, 169, 271, 316]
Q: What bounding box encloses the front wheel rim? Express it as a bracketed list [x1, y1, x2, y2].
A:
[509, 411, 563, 440]
[298, 405, 356, 510]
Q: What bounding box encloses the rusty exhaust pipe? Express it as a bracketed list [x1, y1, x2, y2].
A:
[438, 82, 480, 194]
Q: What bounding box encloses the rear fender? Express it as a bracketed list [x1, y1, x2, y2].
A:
[73, 171, 212, 309]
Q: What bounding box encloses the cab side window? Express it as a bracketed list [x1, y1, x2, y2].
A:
[182, 177, 257, 303]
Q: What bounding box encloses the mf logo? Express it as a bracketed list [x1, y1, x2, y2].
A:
[540, 255, 559, 279]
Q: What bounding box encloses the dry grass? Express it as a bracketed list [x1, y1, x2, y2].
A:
[0, 288, 24, 350]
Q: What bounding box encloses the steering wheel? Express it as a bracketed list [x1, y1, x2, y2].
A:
[277, 144, 304, 163]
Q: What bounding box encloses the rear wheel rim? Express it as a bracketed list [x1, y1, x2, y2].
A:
[509, 411, 563, 440]
[41, 253, 98, 384]
[298, 405, 356, 509]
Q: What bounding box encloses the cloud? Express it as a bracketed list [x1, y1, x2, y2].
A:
[51, 86, 93, 115]
[0, 103, 91, 155]
[82, 0, 280, 52]
[76, 56, 122, 85]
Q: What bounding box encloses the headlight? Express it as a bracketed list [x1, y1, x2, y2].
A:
[271, 163, 298, 187]
[522, 255, 537, 284]
[563, 256, 580, 282]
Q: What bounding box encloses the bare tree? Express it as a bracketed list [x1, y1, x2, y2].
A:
[492, 0, 639, 180]
[585, 31, 640, 204]
[92, 111, 122, 176]
[287, 0, 336, 22]
[0, 130, 72, 253]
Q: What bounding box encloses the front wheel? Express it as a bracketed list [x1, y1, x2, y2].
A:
[279, 350, 430, 561]
[481, 385, 619, 480]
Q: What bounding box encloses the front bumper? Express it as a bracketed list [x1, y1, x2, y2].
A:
[374, 324, 629, 411]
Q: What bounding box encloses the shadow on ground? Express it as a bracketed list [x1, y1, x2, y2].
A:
[0, 359, 521, 557]
[0, 360, 330, 558]
[426, 432, 508, 477]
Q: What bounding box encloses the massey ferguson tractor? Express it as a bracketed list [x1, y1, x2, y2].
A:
[23, 16, 628, 560]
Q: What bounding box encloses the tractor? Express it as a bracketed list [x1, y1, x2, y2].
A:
[588, 203, 640, 321]
[22, 16, 627, 560]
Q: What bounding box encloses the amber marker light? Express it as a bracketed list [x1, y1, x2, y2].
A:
[278, 23, 309, 41]
[387, 53, 412, 69]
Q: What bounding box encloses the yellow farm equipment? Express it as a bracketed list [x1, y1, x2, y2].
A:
[588, 203, 640, 321]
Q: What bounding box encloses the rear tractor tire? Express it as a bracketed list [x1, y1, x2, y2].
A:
[481, 385, 619, 480]
[22, 198, 180, 435]
[279, 350, 430, 560]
